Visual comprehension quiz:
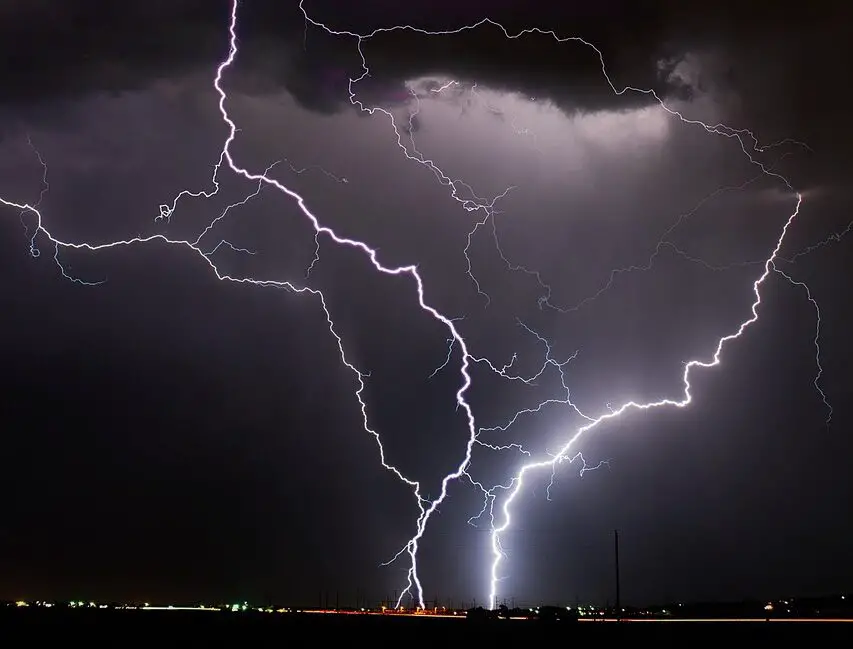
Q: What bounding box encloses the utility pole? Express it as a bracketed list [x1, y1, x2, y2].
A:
[614, 529, 621, 621]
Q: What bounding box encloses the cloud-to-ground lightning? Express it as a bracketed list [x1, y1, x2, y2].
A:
[1, 0, 485, 611]
[0, 0, 841, 613]
[484, 192, 801, 609]
[298, 2, 835, 610]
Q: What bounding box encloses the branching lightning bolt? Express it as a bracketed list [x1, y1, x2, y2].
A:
[1, 0, 840, 613]
[485, 194, 813, 609]
[298, 1, 835, 611]
[2, 0, 483, 611]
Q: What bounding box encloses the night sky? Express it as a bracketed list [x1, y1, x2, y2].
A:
[1, 0, 851, 609]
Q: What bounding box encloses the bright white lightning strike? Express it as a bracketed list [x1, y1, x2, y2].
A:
[486, 194, 803, 610]
[0, 0, 836, 613]
[1, 0, 482, 611]
[298, 2, 833, 611]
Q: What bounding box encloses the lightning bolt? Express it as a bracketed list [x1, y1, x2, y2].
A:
[298, 2, 835, 610]
[485, 194, 808, 610]
[1, 0, 839, 613]
[1, 0, 485, 611]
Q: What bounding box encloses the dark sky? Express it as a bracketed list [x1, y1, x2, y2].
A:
[1, 0, 851, 609]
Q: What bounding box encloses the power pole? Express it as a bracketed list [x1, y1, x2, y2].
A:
[614, 529, 621, 621]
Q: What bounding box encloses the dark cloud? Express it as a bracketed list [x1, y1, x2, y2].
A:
[0, 1, 228, 104]
[0, 1, 720, 116]
[243, 1, 670, 116]
[1, 0, 846, 142]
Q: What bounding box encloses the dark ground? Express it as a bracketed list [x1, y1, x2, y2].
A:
[2, 608, 849, 642]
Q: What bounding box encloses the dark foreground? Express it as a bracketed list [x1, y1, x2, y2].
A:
[3, 608, 850, 642]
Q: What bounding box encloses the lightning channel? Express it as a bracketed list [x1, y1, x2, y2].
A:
[486, 193, 806, 609]
[3, 0, 840, 613]
[298, 2, 834, 610]
[1, 0, 490, 611]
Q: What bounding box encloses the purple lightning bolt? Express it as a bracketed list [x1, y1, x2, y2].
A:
[1, 0, 838, 612]
[298, 2, 834, 609]
[0, 0, 487, 610]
